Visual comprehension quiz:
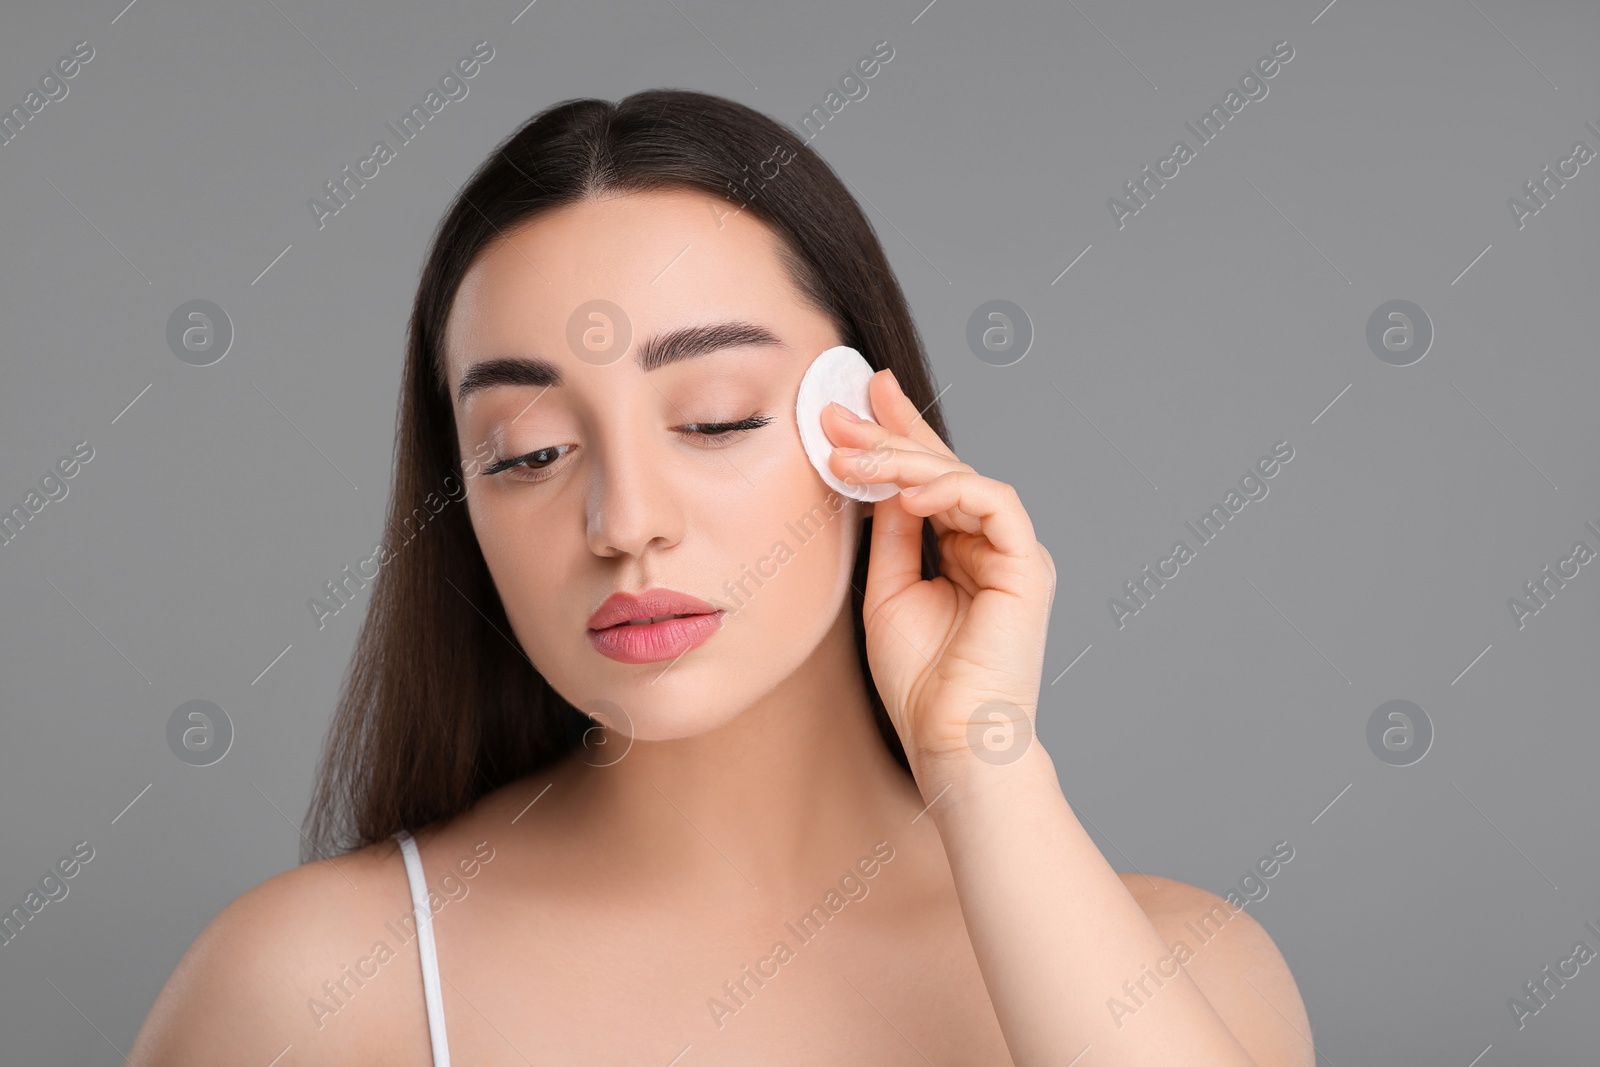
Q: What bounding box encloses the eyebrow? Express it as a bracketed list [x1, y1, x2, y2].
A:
[455, 319, 789, 403]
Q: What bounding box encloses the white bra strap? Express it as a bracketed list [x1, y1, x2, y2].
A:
[395, 830, 451, 1067]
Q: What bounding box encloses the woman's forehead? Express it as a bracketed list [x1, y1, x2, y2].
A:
[445, 190, 804, 378]
[468, 188, 785, 293]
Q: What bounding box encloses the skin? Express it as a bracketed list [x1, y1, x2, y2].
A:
[128, 187, 1313, 1065]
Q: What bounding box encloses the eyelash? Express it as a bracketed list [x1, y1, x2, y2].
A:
[481, 412, 775, 482]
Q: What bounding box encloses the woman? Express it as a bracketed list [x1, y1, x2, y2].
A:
[131, 89, 1311, 1066]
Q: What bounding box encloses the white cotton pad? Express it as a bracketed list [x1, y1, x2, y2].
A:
[795, 345, 900, 503]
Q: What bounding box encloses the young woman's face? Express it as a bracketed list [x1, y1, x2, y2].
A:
[443, 187, 866, 740]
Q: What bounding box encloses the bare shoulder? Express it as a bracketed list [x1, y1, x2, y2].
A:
[1117, 872, 1315, 1067]
[128, 838, 430, 1067]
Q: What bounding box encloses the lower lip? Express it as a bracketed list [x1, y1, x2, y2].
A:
[587, 612, 724, 664]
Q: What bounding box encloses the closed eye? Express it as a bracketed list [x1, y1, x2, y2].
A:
[679, 412, 774, 444]
[481, 412, 774, 481]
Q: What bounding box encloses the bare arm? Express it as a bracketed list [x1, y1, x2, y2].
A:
[127, 855, 414, 1067]
[917, 743, 1313, 1067]
[825, 370, 1314, 1065]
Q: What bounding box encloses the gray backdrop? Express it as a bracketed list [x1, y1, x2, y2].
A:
[2, 0, 1596, 1062]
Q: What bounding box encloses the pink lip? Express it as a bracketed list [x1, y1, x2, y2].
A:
[586, 587, 724, 664]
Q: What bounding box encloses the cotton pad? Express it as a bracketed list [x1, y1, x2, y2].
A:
[795, 345, 900, 503]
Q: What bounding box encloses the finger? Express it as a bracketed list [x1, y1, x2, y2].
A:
[868, 369, 961, 463]
[821, 398, 947, 462]
[898, 470, 1037, 558]
[863, 487, 928, 610]
[935, 527, 985, 600]
[822, 401, 965, 476]
[828, 441, 967, 493]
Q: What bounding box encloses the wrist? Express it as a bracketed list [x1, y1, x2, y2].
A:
[911, 733, 1059, 814]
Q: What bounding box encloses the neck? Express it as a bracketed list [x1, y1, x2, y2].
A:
[552, 601, 921, 905]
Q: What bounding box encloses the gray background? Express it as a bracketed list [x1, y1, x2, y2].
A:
[1, 0, 1596, 1061]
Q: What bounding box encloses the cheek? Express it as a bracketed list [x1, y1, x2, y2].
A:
[712, 452, 859, 619]
[464, 487, 571, 634]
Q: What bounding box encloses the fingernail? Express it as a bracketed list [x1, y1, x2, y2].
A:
[901, 484, 924, 496]
[834, 447, 867, 457]
[831, 402, 863, 423]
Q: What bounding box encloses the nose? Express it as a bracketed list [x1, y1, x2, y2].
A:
[584, 435, 686, 559]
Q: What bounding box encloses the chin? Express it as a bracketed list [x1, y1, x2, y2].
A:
[572, 685, 752, 746]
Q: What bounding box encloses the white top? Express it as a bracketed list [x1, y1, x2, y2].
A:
[395, 829, 451, 1066]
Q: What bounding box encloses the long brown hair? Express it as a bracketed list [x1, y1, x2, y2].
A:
[303, 88, 952, 862]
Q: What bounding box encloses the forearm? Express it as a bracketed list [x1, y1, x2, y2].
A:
[917, 742, 1260, 1067]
